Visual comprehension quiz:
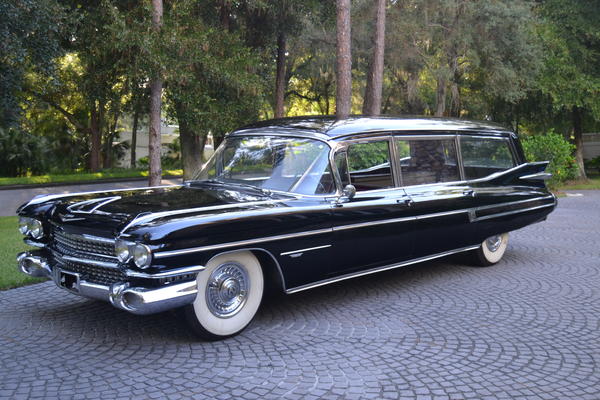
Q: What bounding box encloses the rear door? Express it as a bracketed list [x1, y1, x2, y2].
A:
[394, 134, 476, 258]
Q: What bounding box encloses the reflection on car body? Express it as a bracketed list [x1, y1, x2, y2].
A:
[16, 116, 556, 340]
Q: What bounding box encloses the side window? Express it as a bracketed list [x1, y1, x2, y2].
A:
[461, 137, 515, 180]
[395, 138, 460, 186]
[334, 151, 351, 188]
[346, 140, 394, 191]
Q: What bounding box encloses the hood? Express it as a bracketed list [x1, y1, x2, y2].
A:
[21, 183, 285, 235]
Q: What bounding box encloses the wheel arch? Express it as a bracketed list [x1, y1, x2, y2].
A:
[204, 248, 286, 294]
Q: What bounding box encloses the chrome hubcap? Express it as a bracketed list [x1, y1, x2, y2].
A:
[206, 262, 249, 318]
[485, 235, 503, 252]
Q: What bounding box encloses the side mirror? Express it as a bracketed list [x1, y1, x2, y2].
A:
[341, 184, 356, 200]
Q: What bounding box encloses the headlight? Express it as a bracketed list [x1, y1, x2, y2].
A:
[18, 217, 30, 235]
[132, 244, 152, 269]
[115, 240, 131, 262]
[18, 217, 44, 239]
[28, 219, 43, 239]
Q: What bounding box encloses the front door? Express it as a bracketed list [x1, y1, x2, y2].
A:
[330, 137, 415, 276]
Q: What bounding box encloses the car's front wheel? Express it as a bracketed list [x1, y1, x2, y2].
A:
[184, 251, 264, 340]
[471, 233, 509, 266]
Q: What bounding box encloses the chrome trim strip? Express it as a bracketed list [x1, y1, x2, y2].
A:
[24, 239, 46, 248]
[60, 255, 119, 268]
[415, 209, 469, 220]
[332, 130, 512, 140]
[154, 228, 333, 258]
[332, 216, 415, 231]
[67, 196, 122, 214]
[79, 234, 115, 244]
[519, 172, 552, 181]
[280, 245, 332, 256]
[125, 265, 206, 279]
[473, 203, 556, 222]
[475, 195, 554, 211]
[285, 245, 481, 294]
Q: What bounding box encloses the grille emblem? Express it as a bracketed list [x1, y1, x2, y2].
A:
[58, 213, 85, 222]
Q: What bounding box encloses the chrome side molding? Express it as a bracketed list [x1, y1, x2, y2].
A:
[285, 245, 481, 294]
[519, 172, 552, 181]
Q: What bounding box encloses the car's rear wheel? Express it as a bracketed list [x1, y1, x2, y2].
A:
[470, 233, 509, 266]
[184, 251, 264, 341]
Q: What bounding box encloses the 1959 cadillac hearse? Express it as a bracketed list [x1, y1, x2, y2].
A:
[16, 116, 557, 340]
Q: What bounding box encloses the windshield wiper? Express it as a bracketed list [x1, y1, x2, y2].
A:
[188, 179, 272, 196]
[226, 181, 272, 196]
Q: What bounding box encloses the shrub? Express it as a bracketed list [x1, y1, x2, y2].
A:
[0, 127, 49, 176]
[521, 131, 578, 187]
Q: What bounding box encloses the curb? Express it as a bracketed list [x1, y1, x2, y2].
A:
[0, 175, 183, 191]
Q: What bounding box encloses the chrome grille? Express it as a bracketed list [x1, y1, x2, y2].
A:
[51, 227, 122, 286]
[60, 259, 126, 286]
[53, 229, 115, 259]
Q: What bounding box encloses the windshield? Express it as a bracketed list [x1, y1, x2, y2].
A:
[193, 136, 336, 195]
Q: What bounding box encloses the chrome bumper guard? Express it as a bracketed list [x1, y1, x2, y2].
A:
[17, 251, 200, 315]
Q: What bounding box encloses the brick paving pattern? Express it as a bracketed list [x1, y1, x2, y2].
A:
[1, 192, 599, 399]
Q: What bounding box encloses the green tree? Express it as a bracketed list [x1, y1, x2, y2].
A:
[536, 0, 600, 179]
[0, 0, 67, 129]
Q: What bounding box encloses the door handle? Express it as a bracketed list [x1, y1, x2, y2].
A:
[463, 189, 475, 197]
[396, 198, 414, 207]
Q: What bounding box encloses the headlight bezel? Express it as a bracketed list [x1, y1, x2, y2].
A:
[115, 240, 133, 263]
[18, 217, 30, 235]
[28, 219, 44, 239]
[132, 243, 152, 269]
[18, 217, 44, 239]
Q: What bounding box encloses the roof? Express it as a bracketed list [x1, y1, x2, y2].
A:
[230, 115, 512, 140]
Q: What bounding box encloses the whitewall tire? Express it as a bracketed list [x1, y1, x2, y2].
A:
[472, 233, 509, 267]
[184, 251, 264, 340]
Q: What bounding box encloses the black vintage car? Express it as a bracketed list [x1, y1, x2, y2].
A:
[17, 116, 557, 340]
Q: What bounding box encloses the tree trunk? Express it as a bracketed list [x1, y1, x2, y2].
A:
[89, 104, 102, 172]
[335, 0, 352, 120]
[148, 0, 163, 186]
[434, 76, 447, 117]
[220, 0, 231, 31]
[174, 100, 205, 180]
[130, 106, 139, 168]
[274, 32, 287, 119]
[406, 71, 422, 114]
[572, 105, 587, 179]
[362, 0, 386, 116]
[449, 81, 460, 118]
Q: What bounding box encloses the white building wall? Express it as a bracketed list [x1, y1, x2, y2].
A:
[583, 133, 600, 160]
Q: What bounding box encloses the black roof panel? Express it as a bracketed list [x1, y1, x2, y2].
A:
[231, 115, 512, 139]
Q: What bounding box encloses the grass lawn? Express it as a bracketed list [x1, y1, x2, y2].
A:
[0, 216, 46, 290]
[0, 168, 183, 187]
[558, 174, 600, 190]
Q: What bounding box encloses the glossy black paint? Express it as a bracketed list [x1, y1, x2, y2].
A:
[17, 116, 557, 293]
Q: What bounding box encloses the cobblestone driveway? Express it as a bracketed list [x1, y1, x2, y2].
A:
[1, 192, 599, 400]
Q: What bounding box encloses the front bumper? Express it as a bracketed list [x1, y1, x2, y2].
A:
[17, 251, 200, 315]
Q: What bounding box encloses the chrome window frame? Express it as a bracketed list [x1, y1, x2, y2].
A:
[459, 135, 517, 177]
[332, 134, 399, 192]
[392, 133, 462, 188]
[191, 133, 339, 198]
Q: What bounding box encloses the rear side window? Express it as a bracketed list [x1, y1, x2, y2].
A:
[346, 140, 394, 191]
[395, 138, 460, 186]
[461, 137, 515, 180]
